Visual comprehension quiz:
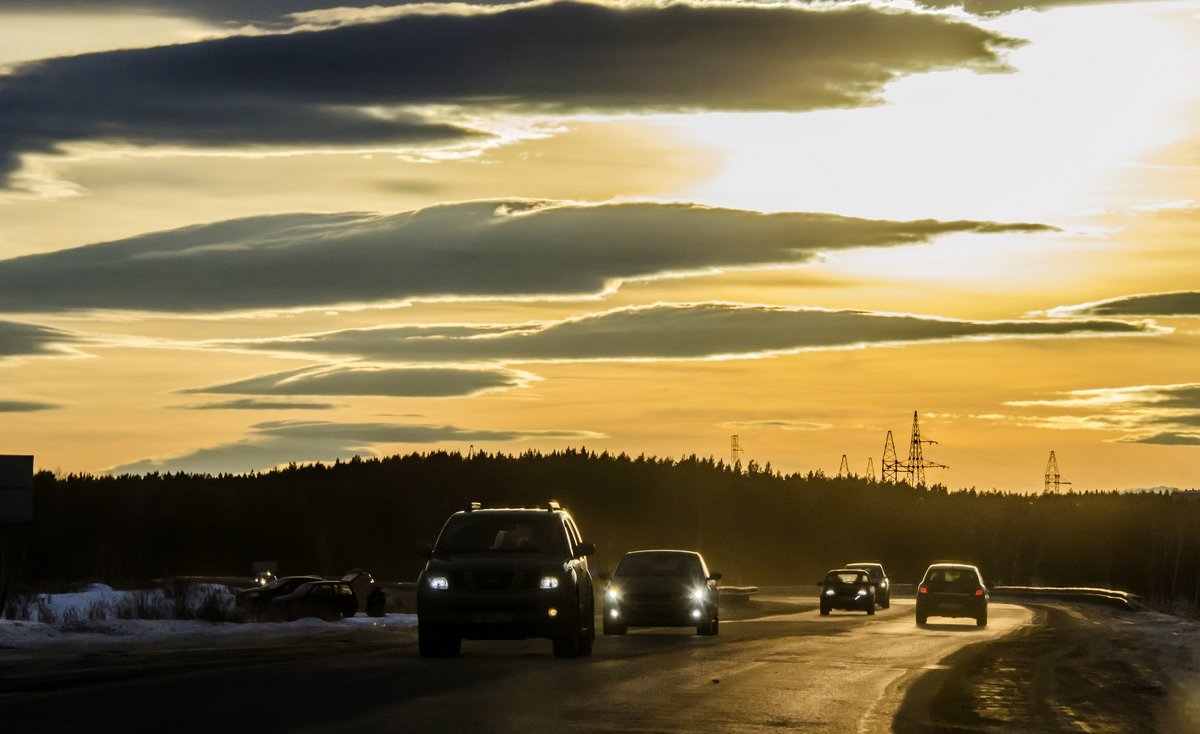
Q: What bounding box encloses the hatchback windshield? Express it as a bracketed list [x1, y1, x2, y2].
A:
[436, 513, 567, 555]
[616, 552, 703, 579]
[827, 572, 869, 585]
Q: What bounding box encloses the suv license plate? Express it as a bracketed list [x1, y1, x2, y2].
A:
[471, 612, 515, 623]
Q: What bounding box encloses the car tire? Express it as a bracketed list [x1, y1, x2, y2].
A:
[882, 594, 891, 609]
[916, 613, 927, 626]
[418, 625, 461, 658]
[867, 605, 875, 616]
[554, 607, 589, 658]
[976, 610, 988, 627]
[819, 604, 830, 616]
[697, 615, 718, 636]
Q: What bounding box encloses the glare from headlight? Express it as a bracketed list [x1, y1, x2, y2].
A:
[855, 589, 867, 598]
[609, 609, 620, 619]
[691, 588, 708, 602]
[691, 608, 703, 620]
[540, 575, 560, 590]
[428, 576, 449, 590]
[606, 588, 620, 602]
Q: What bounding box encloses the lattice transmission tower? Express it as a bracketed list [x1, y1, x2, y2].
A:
[907, 411, 947, 487]
[730, 434, 743, 469]
[881, 430, 903, 483]
[865, 457, 876, 483]
[837, 454, 850, 479]
[1044, 451, 1071, 493]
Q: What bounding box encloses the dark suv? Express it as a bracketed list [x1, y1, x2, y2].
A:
[416, 502, 596, 658]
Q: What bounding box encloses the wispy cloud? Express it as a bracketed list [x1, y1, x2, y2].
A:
[231, 302, 1155, 365]
[177, 398, 338, 411]
[0, 201, 1052, 314]
[0, 399, 59, 412]
[1042, 291, 1200, 318]
[107, 419, 604, 475]
[721, 419, 832, 432]
[0, 2, 1018, 187]
[1005, 383, 1200, 446]
[181, 364, 536, 398]
[0, 320, 83, 358]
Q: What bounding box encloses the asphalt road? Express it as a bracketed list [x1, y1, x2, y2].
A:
[0, 596, 1033, 733]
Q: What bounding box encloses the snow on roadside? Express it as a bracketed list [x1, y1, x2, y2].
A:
[0, 584, 416, 651]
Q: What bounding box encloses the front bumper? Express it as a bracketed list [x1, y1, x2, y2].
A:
[418, 588, 579, 640]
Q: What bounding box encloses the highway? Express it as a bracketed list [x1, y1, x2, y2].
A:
[0, 596, 1035, 733]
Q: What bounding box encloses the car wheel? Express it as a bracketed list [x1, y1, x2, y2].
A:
[418, 625, 461, 658]
[916, 613, 927, 626]
[819, 604, 830, 616]
[698, 616, 718, 636]
[882, 594, 891, 609]
[553, 631, 581, 658]
[976, 611, 988, 627]
[867, 605, 875, 616]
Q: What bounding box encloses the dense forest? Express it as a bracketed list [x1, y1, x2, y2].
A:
[7, 449, 1200, 608]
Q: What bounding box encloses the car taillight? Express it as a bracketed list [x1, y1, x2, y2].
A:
[974, 589, 984, 596]
[918, 586, 928, 595]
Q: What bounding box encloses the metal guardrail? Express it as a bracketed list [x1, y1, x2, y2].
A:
[990, 585, 1141, 611]
[717, 586, 759, 603]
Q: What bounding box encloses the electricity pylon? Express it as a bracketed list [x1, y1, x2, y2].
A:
[1044, 451, 1071, 493]
[865, 457, 876, 483]
[907, 411, 947, 487]
[730, 435, 743, 469]
[881, 431, 902, 483]
[838, 454, 850, 479]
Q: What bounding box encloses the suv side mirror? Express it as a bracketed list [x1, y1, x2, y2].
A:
[574, 542, 596, 558]
[414, 542, 433, 559]
[709, 572, 722, 581]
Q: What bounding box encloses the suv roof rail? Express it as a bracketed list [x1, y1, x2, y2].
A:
[468, 501, 482, 511]
[547, 500, 561, 511]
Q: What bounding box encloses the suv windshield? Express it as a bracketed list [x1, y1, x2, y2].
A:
[436, 512, 568, 555]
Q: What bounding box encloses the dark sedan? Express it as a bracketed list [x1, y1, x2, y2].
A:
[602, 550, 720, 636]
[819, 569, 876, 616]
[915, 562, 989, 627]
[236, 575, 322, 616]
[269, 580, 358, 621]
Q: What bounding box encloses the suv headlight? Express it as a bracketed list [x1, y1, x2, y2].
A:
[427, 575, 449, 590]
[691, 588, 709, 602]
[539, 575, 560, 590]
[606, 588, 621, 603]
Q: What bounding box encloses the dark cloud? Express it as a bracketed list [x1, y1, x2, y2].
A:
[182, 364, 532, 398]
[0, 2, 1017, 186]
[107, 419, 602, 475]
[178, 398, 338, 411]
[1120, 432, 1200, 447]
[1048, 291, 1200, 318]
[0, 201, 1051, 314]
[0, 400, 59, 412]
[0, 0, 423, 26]
[239, 303, 1153, 364]
[0, 320, 80, 358]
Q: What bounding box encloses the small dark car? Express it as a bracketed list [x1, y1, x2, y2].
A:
[416, 502, 596, 658]
[819, 569, 876, 616]
[916, 562, 989, 627]
[236, 575, 322, 615]
[601, 550, 720, 636]
[269, 580, 358, 621]
[845, 562, 890, 608]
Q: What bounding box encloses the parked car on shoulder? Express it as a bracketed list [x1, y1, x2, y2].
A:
[819, 568, 876, 616]
[416, 501, 596, 658]
[845, 562, 890, 608]
[339, 569, 377, 617]
[269, 580, 358, 621]
[600, 550, 720, 636]
[915, 562, 989, 627]
[236, 575, 322, 616]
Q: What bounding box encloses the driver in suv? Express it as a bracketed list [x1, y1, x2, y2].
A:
[416, 501, 596, 658]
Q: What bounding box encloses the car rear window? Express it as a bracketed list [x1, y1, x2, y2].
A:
[925, 567, 981, 587]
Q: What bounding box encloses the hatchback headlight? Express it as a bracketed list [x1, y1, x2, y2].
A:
[427, 575, 449, 590]
[855, 589, 868, 598]
[823, 589, 835, 596]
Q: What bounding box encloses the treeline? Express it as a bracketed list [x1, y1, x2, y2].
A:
[12, 449, 1200, 606]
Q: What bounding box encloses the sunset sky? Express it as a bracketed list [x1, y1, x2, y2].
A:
[0, 0, 1196, 491]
